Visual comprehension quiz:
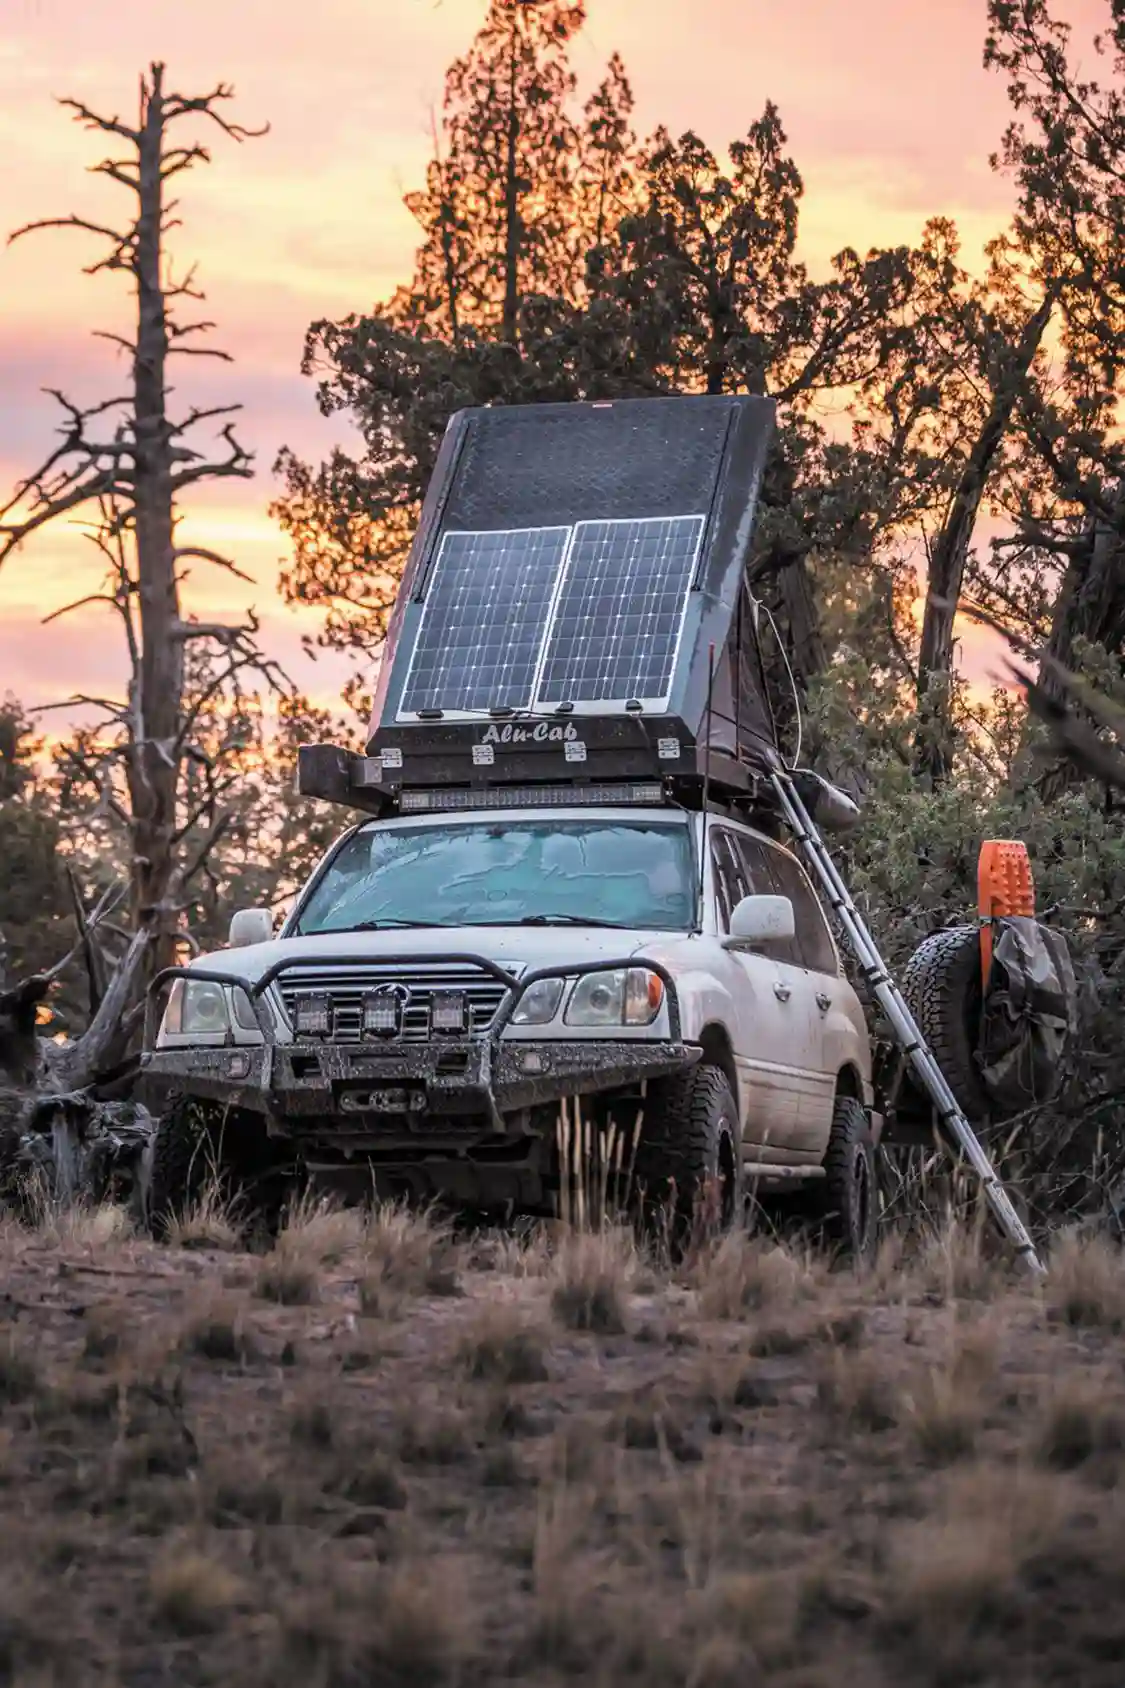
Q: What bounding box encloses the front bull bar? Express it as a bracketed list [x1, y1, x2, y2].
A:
[143, 951, 686, 1131]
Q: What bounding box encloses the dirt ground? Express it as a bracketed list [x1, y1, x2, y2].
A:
[2, 1201, 1125, 1688]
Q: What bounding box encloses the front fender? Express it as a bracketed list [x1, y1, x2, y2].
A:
[654, 964, 738, 1049]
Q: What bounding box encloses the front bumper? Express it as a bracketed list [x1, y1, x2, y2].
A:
[139, 949, 697, 1139]
[138, 1036, 697, 1134]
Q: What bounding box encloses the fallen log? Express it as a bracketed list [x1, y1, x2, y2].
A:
[0, 894, 154, 1218]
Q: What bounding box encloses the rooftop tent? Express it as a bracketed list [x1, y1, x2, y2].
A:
[358, 394, 779, 803]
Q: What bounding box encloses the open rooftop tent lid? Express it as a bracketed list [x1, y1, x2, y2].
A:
[358, 394, 781, 799]
[295, 394, 816, 818]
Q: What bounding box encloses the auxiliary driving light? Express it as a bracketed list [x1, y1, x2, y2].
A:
[294, 994, 333, 1037]
[430, 990, 467, 1034]
[362, 992, 403, 1037]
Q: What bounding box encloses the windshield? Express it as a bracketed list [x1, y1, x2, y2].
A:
[294, 817, 695, 935]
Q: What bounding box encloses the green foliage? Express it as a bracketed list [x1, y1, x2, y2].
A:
[0, 698, 78, 1027]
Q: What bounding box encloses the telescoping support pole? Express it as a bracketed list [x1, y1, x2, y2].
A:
[770, 771, 1045, 1276]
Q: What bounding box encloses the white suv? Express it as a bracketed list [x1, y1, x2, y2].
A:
[141, 802, 876, 1255]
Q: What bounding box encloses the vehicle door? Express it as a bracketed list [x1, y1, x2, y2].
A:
[738, 833, 840, 1147]
[709, 826, 805, 1160]
[726, 829, 834, 1153]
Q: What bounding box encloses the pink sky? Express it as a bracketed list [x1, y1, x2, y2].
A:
[0, 0, 1075, 723]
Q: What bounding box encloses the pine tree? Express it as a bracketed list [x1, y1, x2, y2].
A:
[274, 3, 641, 654]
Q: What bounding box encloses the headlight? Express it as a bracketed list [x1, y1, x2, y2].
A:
[511, 976, 565, 1026]
[565, 968, 665, 1028]
[161, 979, 233, 1040]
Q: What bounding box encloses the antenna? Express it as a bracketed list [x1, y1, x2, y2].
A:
[696, 642, 716, 933]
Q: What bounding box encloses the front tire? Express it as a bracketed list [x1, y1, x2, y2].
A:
[821, 1093, 877, 1266]
[634, 1062, 742, 1242]
[148, 1097, 290, 1241]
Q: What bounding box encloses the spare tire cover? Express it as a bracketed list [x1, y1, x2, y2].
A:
[978, 916, 1078, 1117]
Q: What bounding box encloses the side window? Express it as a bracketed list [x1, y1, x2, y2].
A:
[709, 830, 747, 933]
[731, 834, 802, 967]
[762, 843, 839, 975]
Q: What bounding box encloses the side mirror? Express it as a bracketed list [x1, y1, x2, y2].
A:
[228, 908, 274, 949]
[722, 894, 795, 952]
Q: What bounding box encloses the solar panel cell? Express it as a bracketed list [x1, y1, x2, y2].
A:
[535, 515, 704, 708]
[399, 527, 570, 715]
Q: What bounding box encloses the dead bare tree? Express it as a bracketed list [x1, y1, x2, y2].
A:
[0, 63, 282, 985]
[913, 285, 1060, 789]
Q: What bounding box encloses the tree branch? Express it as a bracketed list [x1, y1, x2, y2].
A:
[162, 85, 269, 144]
[56, 95, 139, 143]
[170, 423, 253, 491]
[171, 546, 253, 583]
[8, 210, 137, 277]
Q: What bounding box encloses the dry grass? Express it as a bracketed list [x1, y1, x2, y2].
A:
[694, 1233, 820, 1320]
[163, 1184, 242, 1253]
[915, 1214, 1010, 1302]
[274, 1559, 476, 1687]
[254, 1195, 377, 1305]
[0, 1204, 1122, 1685]
[902, 1322, 998, 1466]
[32, 1201, 135, 1251]
[0, 1331, 41, 1404]
[458, 1298, 550, 1384]
[1044, 1230, 1125, 1331]
[179, 1293, 258, 1364]
[255, 1250, 319, 1306]
[549, 1225, 636, 1334]
[276, 1191, 367, 1265]
[149, 1550, 243, 1636]
[817, 1339, 901, 1432]
[358, 1198, 462, 1316]
[1033, 1376, 1125, 1474]
[884, 1465, 1072, 1673]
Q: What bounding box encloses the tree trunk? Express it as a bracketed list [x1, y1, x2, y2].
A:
[1023, 483, 1125, 799]
[501, 11, 522, 344]
[914, 290, 1057, 789]
[779, 557, 827, 694]
[124, 67, 183, 977]
[1041, 487, 1125, 692]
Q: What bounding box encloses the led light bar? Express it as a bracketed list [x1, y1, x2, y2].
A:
[429, 990, 467, 1034]
[398, 781, 665, 813]
[293, 994, 333, 1037]
[362, 992, 403, 1037]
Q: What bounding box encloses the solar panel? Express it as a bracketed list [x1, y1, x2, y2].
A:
[534, 515, 705, 708]
[399, 527, 569, 715]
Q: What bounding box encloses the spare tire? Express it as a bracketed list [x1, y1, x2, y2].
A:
[901, 925, 990, 1123]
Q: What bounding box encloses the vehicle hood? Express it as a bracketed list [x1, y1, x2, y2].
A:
[188, 926, 682, 984]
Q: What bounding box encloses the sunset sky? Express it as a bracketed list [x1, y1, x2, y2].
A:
[0, 0, 1083, 725]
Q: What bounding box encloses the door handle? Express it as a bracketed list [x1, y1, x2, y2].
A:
[816, 992, 831, 1013]
[773, 982, 791, 1003]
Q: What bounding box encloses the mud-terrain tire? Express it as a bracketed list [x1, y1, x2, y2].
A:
[634, 1062, 741, 1242]
[902, 925, 989, 1122]
[820, 1093, 878, 1265]
[148, 1097, 289, 1241]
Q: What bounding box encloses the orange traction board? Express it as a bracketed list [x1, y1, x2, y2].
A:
[977, 839, 1035, 987]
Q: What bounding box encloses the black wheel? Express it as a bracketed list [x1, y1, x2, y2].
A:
[902, 925, 989, 1122]
[821, 1093, 877, 1265]
[634, 1062, 742, 1242]
[148, 1096, 290, 1241]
